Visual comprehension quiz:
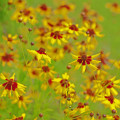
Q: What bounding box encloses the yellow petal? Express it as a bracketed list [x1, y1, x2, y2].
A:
[10, 73, 15, 80]
[82, 65, 86, 73]
[0, 73, 6, 80]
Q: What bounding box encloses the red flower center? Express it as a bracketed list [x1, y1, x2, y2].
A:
[50, 31, 63, 39]
[105, 94, 114, 104]
[8, 37, 13, 42]
[48, 79, 52, 85]
[2, 79, 17, 91]
[81, 40, 86, 45]
[40, 4, 48, 11]
[102, 80, 114, 88]
[36, 48, 46, 54]
[77, 55, 91, 65]
[13, 116, 23, 120]
[60, 79, 70, 88]
[58, 5, 70, 10]
[86, 89, 94, 96]
[112, 3, 118, 8]
[42, 66, 50, 72]
[19, 96, 24, 101]
[86, 29, 95, 37]
[77, 102, 84, 108]
[18, 0, 22, 3]
[23, 9, 31, 16]
[32, 70, 39, 76]
[2, 53, 14, 62]
[69, 25, 78, 31]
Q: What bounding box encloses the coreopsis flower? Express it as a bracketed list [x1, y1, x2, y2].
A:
[12, 7, 37, 24]
[6, 113, 25, 120]
[71, 102, 89, 115]
[28, 68, 40, 79]
[113, 60, 120, 69]
[2, 34, 18, 49]
[106, 2, 120, 14]
[75, 39, 97, 51]
[54, 2, 75, 16]
[47, 29, 67, 45]
[81, 22, 103, 42]
[97, 51, 112, 69]
[63, 43, 73, 53]
[94, 77, 120, 96]
[81, 84, 95, 101]
[97, 94, 120, 110]
[47, 47, 64, 61]
[13, 0, 25, 9]
[0, 73, 26, 97]
[36, 4, 52, 15]
[70, 52, 100, 73]
[53, 73, 75, 94]
[0, 51, 18, 66]
[39, 65, 56, 79]
[106, 115, 120, 120]
[12, 95, 32, 109]
[63, 23, 82, 36]
[59, 91, 79, 105]
[27, 48, 51, 63]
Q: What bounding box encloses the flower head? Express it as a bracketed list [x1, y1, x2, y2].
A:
[0, 73, 26, 97]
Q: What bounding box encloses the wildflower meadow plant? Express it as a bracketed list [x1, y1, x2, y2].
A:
[0, 0, 120, 120]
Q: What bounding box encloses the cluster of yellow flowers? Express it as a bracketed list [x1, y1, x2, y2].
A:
[0, 0, 120, 119]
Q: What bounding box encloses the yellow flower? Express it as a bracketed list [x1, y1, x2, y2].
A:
[54, 2, 75, 16]
[47, 46, 64, 61]
[12, 95, 32, 110]
[2, 34, 18, 49]
[106, 2, 120, 14]
[53, 73, 75, 94]
[97, 94, 120, 110]
[6, 113, 25, 120]
[0, 73, 26, 97]
[94, 76, 120, 96]
[60, 91, 79, 105]
[27, 48, 51, 63]
[63, 22, 82, 36]
[39, 65, 56, 79]
[81, 22, 103, 42]
[28, 68, 40, 79]
[47, 29, 67, 45]
[106, 115, 120, 120]
[36, 4, 52, 15]
[0, 50, 18, 66]
[12, 7, 37, 24]
[70, 53, 100, 73]
[114, 60, 120, 69]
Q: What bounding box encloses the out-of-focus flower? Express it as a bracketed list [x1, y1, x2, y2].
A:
[6, 113, 25, 120]
[54, 2, 75, 16]
[106, 2, 120, 14]
[12, 7, 37, 24]
[12, 94, 32, 109]
[36, 4, 52, 15]
[2, 34, 18, 49]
